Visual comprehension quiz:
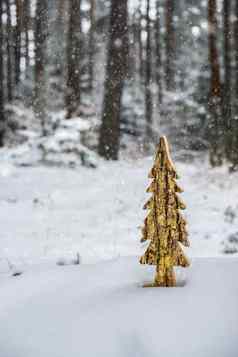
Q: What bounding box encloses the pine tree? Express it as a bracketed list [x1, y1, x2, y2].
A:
[23, 0, 30, 69]
[165, 0, 175, 91]
[231, 0, 238, 170]
[66, 0, 81, 119]
[34, 0, 48, 135]
[88, 0, 96, 92]
[223, 0, 232, 160]
[155, 0, 163, 107]
[98, 0, 129, 160]
[140, 136, 190, 287]
[15, 0, 23, 85]
[207, 0, 223, 167]
[145, 0, 153, 143]
[138, 0, 144, 83]
[0, 0, 5, 147]
[6, 0, 13, 102]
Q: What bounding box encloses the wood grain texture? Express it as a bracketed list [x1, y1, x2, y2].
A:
[140, 136, 190, 287]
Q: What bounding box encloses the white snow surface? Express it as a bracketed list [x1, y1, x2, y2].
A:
[0, 154, 237, 273]
[0, 155, 238, 356]
[0, 257, 237, 357]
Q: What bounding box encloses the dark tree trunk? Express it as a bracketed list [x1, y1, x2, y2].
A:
[34, 0, 48, 135]
[23, 0, 30, 69]
[230, 0, 238, 169]
[235, 0, 238, 100]
[6, 0, 13, 102]
[155, 0, 162, 106]
[145, 0, 153, 142]
[223, 0, 232, 159]
[0, 0, 5, 146]
[54, 0, 67, 77]
[165, 0, 175, 91]
[138, 0, 144, 83]
[208, 0, 223, 166]
[66, 0, 81, 119]
[98, 0, 129, 160]
[15, 0, 23, 85]
[88, 0, 96, 92]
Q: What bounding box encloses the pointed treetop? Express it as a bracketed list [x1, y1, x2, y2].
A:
[149, 136, 178, 179]
[160, 135, 176, 169]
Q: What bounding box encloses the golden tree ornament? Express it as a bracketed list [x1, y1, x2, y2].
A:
[140, 136, 190, 287]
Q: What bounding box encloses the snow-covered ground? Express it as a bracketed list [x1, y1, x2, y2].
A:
[0, 154, 238, 275]
[1, 153, 238, 356]
[0, 257, 237, 357]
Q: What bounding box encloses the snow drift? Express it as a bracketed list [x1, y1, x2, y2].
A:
[0, 257, 237, 357]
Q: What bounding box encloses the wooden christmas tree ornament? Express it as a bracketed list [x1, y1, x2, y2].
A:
[140, 136, 190, 287]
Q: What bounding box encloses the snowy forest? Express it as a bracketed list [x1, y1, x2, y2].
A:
[0, 0, 238, 165]
[0, 1, 238, 357]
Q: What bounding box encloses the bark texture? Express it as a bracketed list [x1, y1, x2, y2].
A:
[0, 0, 5, 146]
[89, 0, 96, 92]
[66, 0, 81, 119]
[208, 0, 223, 167]
[138, 0, 144, 83]
[231, 0, 238, 169]
[6, 0, 13, 101]
[23, 0, 30, 69]
[15, 0, 23, 84]
[155, 0, 162, 106]
[98, 0, 129, 160]
[223, 0, 232, 159]
[34, 0, 48, 134]
[165, 0, 175, 91]
[145, 0, 153, 143]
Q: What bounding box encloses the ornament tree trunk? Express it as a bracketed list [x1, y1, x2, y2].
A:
[140, 136, 190, 287]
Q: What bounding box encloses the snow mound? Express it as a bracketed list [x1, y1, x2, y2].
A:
[3, 105, 97, 168]
[0, 257, 237, 357]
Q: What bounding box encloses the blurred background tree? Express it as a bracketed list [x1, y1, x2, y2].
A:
[0, 0, 238, 167]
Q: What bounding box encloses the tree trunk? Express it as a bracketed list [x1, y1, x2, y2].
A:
[54, 0, 67, 77]
[235, 0, 238, 101]
[66, 0, 81, 119]
[155, 0, 162, 107]
[230, 0, 238, 169]
[23, 0, 30, 69]
[223, 0, 232, 159]
[138, 0, 144, 83]
[98, 0, 129, 160]
[165, 0, 175, 91]
[223, 0, 232, 160]
[0, 0, 5, 146]
[6, 0, 13, 102]
[15, 0, 23, 85]
[208, 0, 223, 166]
[34, 0, 48, 135]
[88, 0, 96, 92]
[145, 0, 153, 143]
